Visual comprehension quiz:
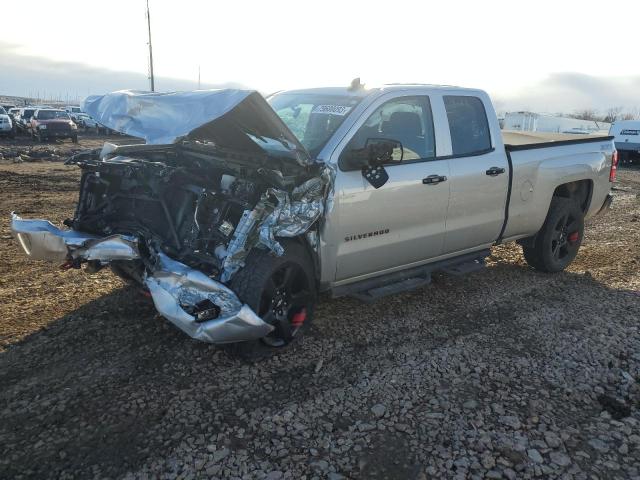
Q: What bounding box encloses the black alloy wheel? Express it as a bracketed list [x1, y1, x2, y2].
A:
[258, 261, 314, 347]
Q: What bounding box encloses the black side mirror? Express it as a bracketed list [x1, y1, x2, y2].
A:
[364, 138, 403, 166]
[341, 137, 404, 171]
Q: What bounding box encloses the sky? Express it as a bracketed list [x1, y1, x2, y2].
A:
[2, 0, 640, 113]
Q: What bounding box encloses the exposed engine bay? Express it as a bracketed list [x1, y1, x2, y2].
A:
[65, 145, 317, 277]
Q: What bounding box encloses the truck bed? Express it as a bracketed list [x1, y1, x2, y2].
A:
[501, 130, 609, 146]
[499, 132, 615, 243]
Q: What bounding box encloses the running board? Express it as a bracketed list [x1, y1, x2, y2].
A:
[441, 257, 486, 276]
[332, 249, 490, 303]
[350, 273, 432, 303]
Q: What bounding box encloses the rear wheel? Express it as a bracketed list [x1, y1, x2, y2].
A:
[522, 197, 584, 273]
[227, 241, 316, 361]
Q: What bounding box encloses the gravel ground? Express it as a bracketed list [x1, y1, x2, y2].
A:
[0, 139, 639, 479]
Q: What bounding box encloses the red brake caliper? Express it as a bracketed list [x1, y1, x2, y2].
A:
[291, 308, 307, 328]
[568, 232, 579, 244]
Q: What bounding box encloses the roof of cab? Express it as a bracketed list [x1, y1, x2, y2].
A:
[274, 83, 484, 98]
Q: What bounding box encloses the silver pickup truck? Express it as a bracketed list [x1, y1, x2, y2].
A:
[11, 84, 617, 358]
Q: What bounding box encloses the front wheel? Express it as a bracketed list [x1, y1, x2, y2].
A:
[522, 197, 584, 273]
[227, 241, 316, 361]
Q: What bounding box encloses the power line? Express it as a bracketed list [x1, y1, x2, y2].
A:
[146, 0, 155, 91]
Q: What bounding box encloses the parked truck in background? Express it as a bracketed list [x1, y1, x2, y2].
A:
[11, 84, 617, 359]
[609, 120, 640, 164]
[29, 109, 78, 143]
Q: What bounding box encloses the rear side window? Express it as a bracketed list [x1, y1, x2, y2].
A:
[444, 96, 491, 156]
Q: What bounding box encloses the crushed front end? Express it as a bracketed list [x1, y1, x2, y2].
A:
[10, 89, 330, 344]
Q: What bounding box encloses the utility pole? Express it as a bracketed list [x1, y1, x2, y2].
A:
[198, 65, 201, 89]
[146, 0, 155, 91]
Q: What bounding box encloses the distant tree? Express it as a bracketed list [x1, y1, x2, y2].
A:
[571, 109, 599, 121]
[620, 107, 640, 121]
[603, 106, 623, 123]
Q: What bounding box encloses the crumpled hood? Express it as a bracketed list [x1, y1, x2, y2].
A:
[82, 89, 312, 166]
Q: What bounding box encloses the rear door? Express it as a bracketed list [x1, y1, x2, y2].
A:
[440, 94, 510, 253]
[329, 93, 452, 281]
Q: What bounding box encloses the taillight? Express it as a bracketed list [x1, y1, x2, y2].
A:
[610, 150, 618, 182]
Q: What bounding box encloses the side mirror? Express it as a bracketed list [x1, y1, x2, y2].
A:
[341, 138, 404, 171]
[365, 138, 403, 165]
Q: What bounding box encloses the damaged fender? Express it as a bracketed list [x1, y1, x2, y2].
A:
[145, 253, 273, 343]
[220, 167, 331, 282]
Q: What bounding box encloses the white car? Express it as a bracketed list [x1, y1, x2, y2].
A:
[75, 114, 98, 128]
[0, 106, 14, 138]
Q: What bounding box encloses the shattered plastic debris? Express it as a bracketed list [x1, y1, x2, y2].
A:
[145, 253, 273, 343]
[220, 167, 331, 282]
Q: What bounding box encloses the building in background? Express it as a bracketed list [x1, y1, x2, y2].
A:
[502, 112, 610, 135]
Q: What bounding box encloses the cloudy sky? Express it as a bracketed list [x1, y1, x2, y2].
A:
[2, 0, 639, 113]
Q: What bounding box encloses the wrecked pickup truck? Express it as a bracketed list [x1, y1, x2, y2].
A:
[11, 85, 617, 358]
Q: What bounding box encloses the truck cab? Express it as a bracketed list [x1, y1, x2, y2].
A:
[269, 85, 612, 290]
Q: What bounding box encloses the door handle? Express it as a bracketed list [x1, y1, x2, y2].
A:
[486, 166, 506, 176]
[422, 174, 447, 185]
[485, 167, 505, 177]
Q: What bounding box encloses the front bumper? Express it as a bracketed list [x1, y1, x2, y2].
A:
[40, 130, 74, 138]
[10, 213, 273, 344]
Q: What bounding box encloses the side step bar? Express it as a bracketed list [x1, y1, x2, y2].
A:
[332, 249, 490, 303]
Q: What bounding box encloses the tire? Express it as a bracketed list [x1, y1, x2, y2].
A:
[226, 241, 317, 361]
[522, 197, 584, 273]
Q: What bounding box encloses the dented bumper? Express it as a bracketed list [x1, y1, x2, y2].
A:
[11, 213, 139, 262]
[10, 213, 272, 344]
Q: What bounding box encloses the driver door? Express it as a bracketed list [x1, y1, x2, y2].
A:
[330, 95, 451, 281]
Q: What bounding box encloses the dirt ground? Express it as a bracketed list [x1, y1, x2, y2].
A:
[0, 135, 639, 479]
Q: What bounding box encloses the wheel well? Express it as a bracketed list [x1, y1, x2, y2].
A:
[285, 233, 321, 289]
[552, 180, 592, 213]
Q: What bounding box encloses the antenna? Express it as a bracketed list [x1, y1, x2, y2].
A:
[146, 0, 155, 92]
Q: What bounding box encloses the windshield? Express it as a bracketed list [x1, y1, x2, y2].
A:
[23, 109, 35, 118]
[268, 93, 363, 156]
[38, 110, 70, 120]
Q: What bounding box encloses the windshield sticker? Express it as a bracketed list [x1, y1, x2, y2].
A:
[312, 105, 352, 116]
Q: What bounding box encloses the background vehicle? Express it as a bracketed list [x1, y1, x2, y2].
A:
[11, 85, 616, 358]
[8, 107, 20, 122]
[0, 106, 14, 138]
[609, 120, 640, 164]
[74, 113, 98, 129]
[29, 109, 78, 142]
[15, 107, 37, 133]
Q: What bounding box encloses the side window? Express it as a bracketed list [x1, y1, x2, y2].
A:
[347, 96, 436, 162]
[444, 96, 492, 156]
